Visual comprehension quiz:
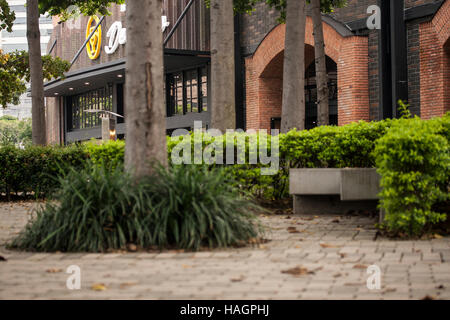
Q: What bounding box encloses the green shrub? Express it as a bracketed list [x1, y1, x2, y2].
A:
[0, 144, 87, 199]
[0, 117, 32, 147]
[1, 120, 393, 201]
[281, 120, 392, 168]
[374, 116, 449, 236]
[10, 163, 263, 252]
[85, 139, 125, 169]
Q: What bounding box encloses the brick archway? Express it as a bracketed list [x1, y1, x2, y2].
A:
[419, 0, 450, 118]
[245, 17, 369, 130]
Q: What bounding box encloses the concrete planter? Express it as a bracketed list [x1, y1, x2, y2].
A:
[289, 168, 381, 216]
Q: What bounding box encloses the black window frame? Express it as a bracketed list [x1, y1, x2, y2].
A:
[66, 84, 114, 132]
[166, 65, 208, 117]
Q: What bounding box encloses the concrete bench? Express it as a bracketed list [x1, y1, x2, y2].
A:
[289, 168, 381, 215]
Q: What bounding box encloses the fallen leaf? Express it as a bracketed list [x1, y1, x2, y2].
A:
[231, 276, 245, 283]
[433, 234, 443, 239]
[91, 283, 107, 291]
[383, 288, 397, 293]
[344, 282, 361, 287]
[332, 218, 341, 223]
[437, 285, 445, 290]
[353, 264, 368, 269]
[333, 273, 342, 278]
[119, 282, 138, 289]
[295, 245, 302, 249]
[0, 256, 7, 262]
[182, 264, 192, 269]
[421, 295, 437, 300]
[282, 266, 315, 277]
[340, 253, 347, 258]
[287, 227, 301, 234]
[320, 243, 340, 249]
[46, 268, 63, 273]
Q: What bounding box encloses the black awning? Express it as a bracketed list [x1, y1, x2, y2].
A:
[44, 49, 210, 97]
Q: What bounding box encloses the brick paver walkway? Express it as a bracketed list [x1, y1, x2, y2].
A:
[0, 202, 449, 300]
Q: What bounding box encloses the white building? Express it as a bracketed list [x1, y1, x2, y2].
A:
[0, 0, 53, 119]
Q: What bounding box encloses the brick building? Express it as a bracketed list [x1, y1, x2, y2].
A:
[44, 0, 449, 144]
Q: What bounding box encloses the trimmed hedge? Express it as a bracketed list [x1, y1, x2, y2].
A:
[0, 120, 395, 200]
[1, 115, 448, 215]
[0, 144, 88, 199]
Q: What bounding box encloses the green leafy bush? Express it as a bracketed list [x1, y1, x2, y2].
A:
[1, 120, 393, 200]
[0, 116, 32, 147]
[10, 163, 262, 252]
[374, 115, 450, 236]
[0, 144, 87, 199]
[281, 120, 392, 168]
[85, 139, 125, 169]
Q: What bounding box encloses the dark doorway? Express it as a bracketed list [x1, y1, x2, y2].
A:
[304, 56, 338, 129]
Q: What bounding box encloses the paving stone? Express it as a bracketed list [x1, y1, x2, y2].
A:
[1, 202, 449, 300]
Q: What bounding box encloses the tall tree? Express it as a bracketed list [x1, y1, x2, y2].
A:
[310, 0, 346, 126]
[0, 50, 70, 109]
[124, 0, 167, 177]
[210, 0, 236, 132]
[1, 2, 69, 109]
[280, 0, 306, 133]
[311, 0, 328, 126]
[0, 0, 15, 32]
[27, 0, 46, 145]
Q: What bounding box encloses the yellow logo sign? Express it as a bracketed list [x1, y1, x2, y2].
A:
[86, 16, 102, 60]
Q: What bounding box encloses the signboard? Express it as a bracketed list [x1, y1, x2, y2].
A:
[86, 4, 170, 60]
[86, 16, 102, 60]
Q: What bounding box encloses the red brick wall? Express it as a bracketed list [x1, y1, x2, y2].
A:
[245, 18, 370, 131]
[445, 44, 450, 114]
[338, 36, 370, 125]
[419, 0, 450, 119]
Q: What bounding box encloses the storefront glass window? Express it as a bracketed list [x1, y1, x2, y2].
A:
[166, 66, 208, 116]
[67, 84, 113, 131]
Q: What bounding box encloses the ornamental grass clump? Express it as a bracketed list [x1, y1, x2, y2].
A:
[141, 165, 263, 250]
[10, 163, 263, 252]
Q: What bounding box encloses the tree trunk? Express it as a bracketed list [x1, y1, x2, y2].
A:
[311, 0, 329, 126]
[281, 0, 306, 134]
[125, 0, 167, 177]
[27, 0, 46, 145]
[210, 0, 236, 132]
